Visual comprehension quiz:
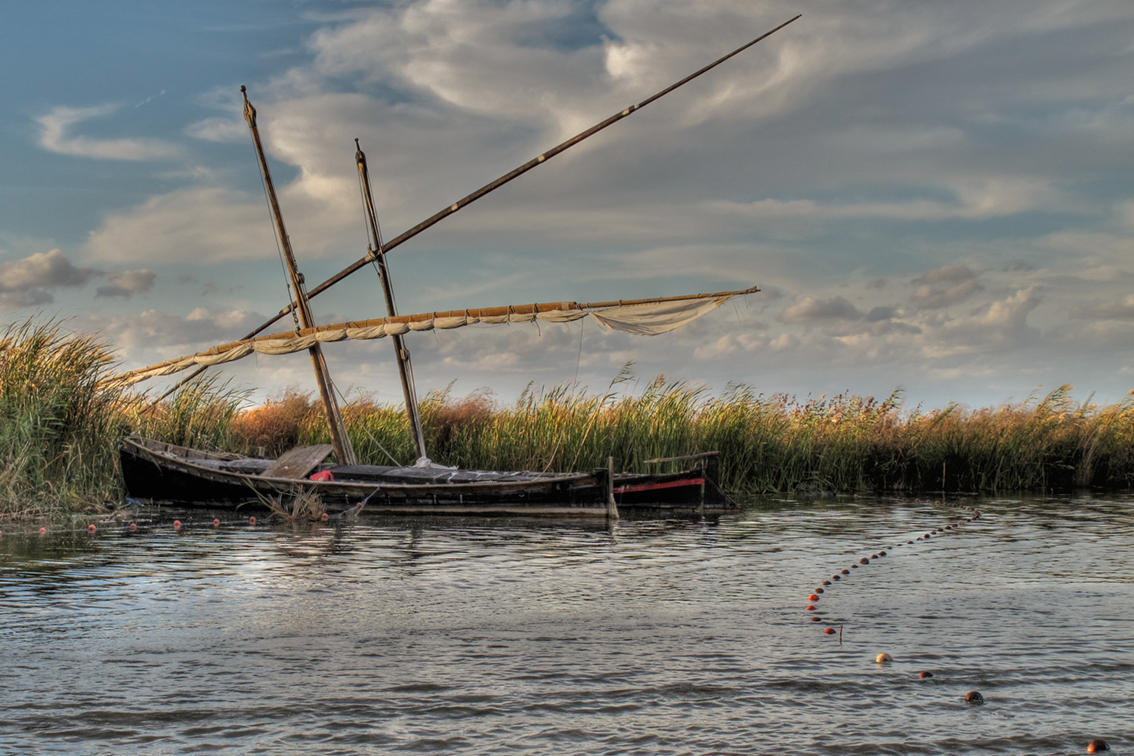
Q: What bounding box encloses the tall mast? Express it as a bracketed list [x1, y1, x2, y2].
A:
[355, 140, 428, 462]
[241, 86, 356, 465]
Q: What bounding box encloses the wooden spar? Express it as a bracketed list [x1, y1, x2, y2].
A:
[151, 16, 800, 399]
[355, 139, 428, 462]
[241, 87, 357, 466]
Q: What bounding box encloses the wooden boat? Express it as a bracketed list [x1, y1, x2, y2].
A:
[114, 17, 801, 516]
[121, 437, 730, 516]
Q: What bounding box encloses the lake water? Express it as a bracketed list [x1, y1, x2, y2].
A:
[1, 494, 1130, 755]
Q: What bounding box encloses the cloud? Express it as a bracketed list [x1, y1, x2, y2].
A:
[1071, 294, 1134, 321]
[85, 187, 279, 264]
[780, 296, 864, 324]
[96, 270, 156, 298]
[0, 289, 55, 309]
[91, 307, 266, 358]
[185, 116, 247, 144]
[0, 248, 99, 307]
[0, 248, 100, 290]
[0, 249, 156, 307]
[37, 105, 183, 161]
[910, 265, 981, 309]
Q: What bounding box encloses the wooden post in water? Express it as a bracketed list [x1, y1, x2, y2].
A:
[606, 456, 619, 520]
[242, 87, 356, 465]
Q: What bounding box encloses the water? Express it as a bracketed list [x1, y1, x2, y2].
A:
[1, 494, 1130, 755]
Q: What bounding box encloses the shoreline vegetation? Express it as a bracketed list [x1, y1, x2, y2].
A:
[3, 320, 1133, 516]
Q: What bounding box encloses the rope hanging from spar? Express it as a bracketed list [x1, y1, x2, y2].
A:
[151, 14, 800, 397]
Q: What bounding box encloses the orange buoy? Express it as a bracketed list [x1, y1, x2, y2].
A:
[321, 512, 330, 521]
[88, 524, 97, 533]
[964, 691, 984, 704]
[809, 594, 820, 601]
[878, 550, 887, 556]
[918, 671, 933, 678]
[860, 558, 870, 564]
[815, 588, 825, 594]
[876, 653, 892, 663]
[824, 628, 837, 635]
[832, 575, 841, 581]
[806, 605, 817, 611]
[841, 569, 850, 575]
[851, 564, 859, 569]
[173, 520, 182, 530]
[213, 519, 221, 527]
[1087, 739, 1110, 753]
[249, 516, 257, 525]
[129, 522, 137, 531]
[822, 581, 831, 586]
[811, 616, 821, 622]
[39, 527, 47, 535]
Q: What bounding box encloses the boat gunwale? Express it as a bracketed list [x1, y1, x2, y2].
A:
[124, 436, 600, 495]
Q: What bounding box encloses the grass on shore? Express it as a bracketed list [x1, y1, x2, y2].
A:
[3, 319, 1134, 516]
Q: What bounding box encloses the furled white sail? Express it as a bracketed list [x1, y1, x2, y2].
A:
[110, 287, 757, 386]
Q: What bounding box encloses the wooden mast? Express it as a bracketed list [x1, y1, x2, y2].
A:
[354, 139, 429, 462]
[241, 86, 356, 465]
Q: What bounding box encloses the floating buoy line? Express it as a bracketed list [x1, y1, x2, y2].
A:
[804, 498, 982, 638]
[803, 498, 999, 708]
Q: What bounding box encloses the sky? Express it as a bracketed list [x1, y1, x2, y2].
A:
[2, 0, 1133, 412]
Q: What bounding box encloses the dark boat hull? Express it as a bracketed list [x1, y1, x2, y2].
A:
[120, 437, 734, 516]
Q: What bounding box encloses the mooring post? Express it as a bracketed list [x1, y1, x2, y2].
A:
[606, 456, 619, 520]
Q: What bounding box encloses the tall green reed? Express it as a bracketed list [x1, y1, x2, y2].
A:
[0, 320, 125, 515]
[296, 379, 1134, 493]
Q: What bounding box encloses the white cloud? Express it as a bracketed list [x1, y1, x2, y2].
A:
[0, 248, 99, 290]
[910, 265, 982, 309]
[96, 270, 156, 298]
[780, 296, 864, 324]
[1072, 294, 1134, 321]
[185, 116, 247, 144]
[0, 248, 99, 307]
[85, 187, 278, 264]
[37, 105, 183, 161]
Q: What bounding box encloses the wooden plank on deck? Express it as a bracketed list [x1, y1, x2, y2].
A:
[261, 445, 334, 479]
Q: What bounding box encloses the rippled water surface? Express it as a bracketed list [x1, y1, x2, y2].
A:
[1, 494, 1131, 755]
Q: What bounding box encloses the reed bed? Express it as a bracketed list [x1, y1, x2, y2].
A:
[292, 378, 1134, 494]
[0, 320, 125, 515]
[4, 317, 1134, 515]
